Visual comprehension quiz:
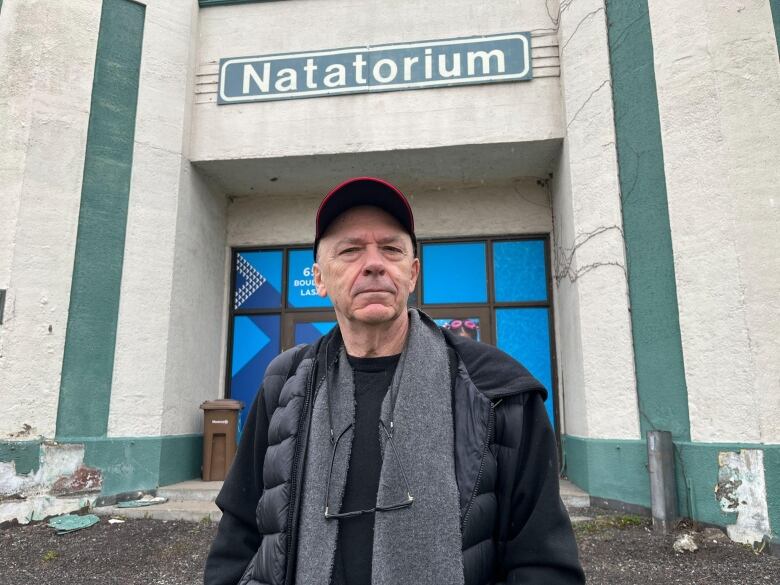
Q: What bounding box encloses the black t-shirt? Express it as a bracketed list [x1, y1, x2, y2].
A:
[331, 353, 400, 585]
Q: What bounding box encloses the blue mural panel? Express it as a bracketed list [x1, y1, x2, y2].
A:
[230, 315, 281, 429]
[422, 242, 487, 304]
[287, 249, 332, 309]
[495, 308, 555, 427]
[493, 240, 548, 302]
[234, 250, 283, 310]
[294, 321, 338, 346]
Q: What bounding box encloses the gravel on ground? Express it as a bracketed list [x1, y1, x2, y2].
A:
[0, 515, 217, 585]
[572, 509, 779, 585]
[1, 508, 778, 584]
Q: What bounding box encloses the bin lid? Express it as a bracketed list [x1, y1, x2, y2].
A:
[200, 399, 243, 411]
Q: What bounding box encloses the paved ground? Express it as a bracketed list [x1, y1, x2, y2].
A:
[1, 509, 778, 584]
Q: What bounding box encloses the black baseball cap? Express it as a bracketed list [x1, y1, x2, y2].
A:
[314, 177, 417, 258]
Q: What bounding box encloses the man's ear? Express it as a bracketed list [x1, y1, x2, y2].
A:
[408, 257, 420, 293]
[313, 263, 328, 298]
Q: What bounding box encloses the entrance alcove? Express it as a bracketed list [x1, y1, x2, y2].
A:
[193, 139, 584, 439]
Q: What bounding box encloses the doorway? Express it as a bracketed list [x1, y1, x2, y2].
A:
[226, 236, 557, 435]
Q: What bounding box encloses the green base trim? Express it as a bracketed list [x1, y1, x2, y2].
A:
[564, 435, 780, 541]
[58, 434, 203, 495]
[0, 440, 43, 474]
[771, 1, 780, 58]
[56, 0, 145, 438]
[160, 434, 204, 486]
[605, 1, 690, 441]
[563, 435, 650, 506]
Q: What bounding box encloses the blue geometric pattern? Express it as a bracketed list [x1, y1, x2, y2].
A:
[230, 315, 281, 429]
[227, 241, 555, 431]
[287, 249, 332, 308]
[234, 250, 283, 310]
[231, 317, 271, 376]
[294, 321, 337, 345]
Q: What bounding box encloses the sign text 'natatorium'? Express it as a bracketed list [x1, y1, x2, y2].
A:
[218, 33, 532, 104]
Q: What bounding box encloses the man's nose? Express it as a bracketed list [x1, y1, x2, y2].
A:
[362, 245, 386, 275]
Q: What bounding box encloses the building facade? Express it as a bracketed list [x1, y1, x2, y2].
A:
[1, 0, 778, 546]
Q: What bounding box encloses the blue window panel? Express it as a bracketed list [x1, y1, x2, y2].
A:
[234, 250, 283, 309]
[287, 249, 332, 308]
[230, 314, 281, 430]
[434, 317, 482, 341]
[294, 321, 338, 346]
[495, 308, 555, 427]
[422, 242, 487, 304]
[493, 240, 548, 302]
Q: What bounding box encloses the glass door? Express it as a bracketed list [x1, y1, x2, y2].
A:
[282, 311, 338, 351]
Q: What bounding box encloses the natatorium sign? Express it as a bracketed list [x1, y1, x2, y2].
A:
[218, 33, 532, 104]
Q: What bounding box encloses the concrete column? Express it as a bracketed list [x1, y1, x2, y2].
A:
[108, 0, 228, 441]
[0, 0, 102, 438]
[647, 0, 780, 443]
[552, 0, 640, 440]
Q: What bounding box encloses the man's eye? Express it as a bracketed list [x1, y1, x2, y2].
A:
[383, 246, 403, 254]
[339, 247, 360, 255]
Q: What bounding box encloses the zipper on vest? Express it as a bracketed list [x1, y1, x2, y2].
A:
[285, 358, 316, 585]
[461, 401, 496, 531]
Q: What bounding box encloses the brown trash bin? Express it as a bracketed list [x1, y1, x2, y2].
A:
[200, 399, 243, 481]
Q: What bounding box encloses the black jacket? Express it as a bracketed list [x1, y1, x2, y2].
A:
[205, 327, 584, 585]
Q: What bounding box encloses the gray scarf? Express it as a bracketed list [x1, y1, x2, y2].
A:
[295, 309, 464, 585]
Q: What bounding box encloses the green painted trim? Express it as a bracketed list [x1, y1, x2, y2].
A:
[159, 434, 204, 486]
[605, 0, 690, 441]
[60, 434, 203, 494]
[0, 440, 42, 474]
[56, 0, 145, 439]
[199, 0, 280, 7]
[771, 0, 780, 58]
[564, 435, 780, 541]
[563, 435, 650, 507]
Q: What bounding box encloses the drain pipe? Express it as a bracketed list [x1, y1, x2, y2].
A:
[647, 430, 678, 533]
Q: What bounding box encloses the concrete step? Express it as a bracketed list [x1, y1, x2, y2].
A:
[94, 499, 222, 523]
[560, 479, 590, 509]
[92, 478, 587, 524]
[157, 480, 223, 502]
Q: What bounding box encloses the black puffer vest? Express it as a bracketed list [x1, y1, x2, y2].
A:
[209, 326, 583, 585]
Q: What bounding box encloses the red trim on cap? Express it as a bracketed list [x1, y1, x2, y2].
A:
[315, 176, 414, 239]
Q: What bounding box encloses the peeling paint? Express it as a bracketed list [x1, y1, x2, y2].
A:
[0, 442, 102, 524]
[51, 465, 102, 496]
[0, 495, 97, 525]
[716, 450, 771, 544]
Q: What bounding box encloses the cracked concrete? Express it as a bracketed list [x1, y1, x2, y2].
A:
[0, 443, 101, 525]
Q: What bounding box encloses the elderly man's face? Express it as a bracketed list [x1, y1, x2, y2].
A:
[313, 206, 419, 325]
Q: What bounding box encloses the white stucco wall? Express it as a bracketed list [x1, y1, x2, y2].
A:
[0, 0, 101, 438]
[227, 179, 552, 248]
[192, 0, 563, 164]
[648, 0, 780, 444]
[551, 0, 639, 440]
[160, 162, 228, 436]
[108, 0, 228, 438]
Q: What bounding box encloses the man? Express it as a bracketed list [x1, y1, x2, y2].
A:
[205, 177, 584, 585]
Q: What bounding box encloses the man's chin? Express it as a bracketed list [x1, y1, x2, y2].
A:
[350, 305, 400, 324]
